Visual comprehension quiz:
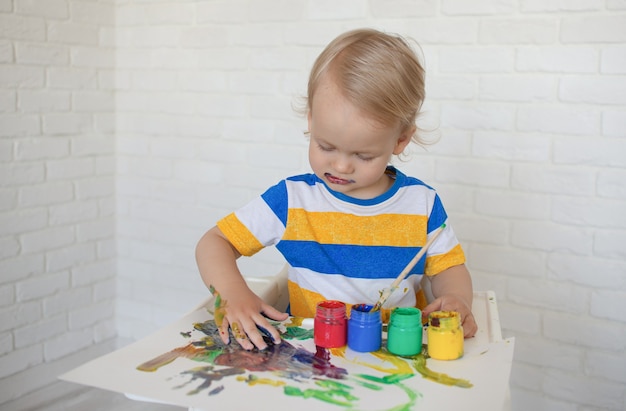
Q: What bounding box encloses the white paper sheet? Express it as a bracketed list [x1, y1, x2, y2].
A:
[60, 291, 514, 411]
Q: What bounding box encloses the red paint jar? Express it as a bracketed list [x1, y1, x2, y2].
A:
[314, 300, 347, 348]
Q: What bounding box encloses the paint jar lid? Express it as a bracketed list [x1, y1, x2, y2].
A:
[389, 307, 422, 327]
[428, 311, 461, 330]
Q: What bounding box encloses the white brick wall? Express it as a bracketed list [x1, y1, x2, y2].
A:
[0, 0, 116, 404]
[1, 1, 625, 410]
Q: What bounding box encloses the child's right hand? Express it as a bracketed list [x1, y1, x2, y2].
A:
[213, 286, 288, 350]
[197, 226, 288, 350]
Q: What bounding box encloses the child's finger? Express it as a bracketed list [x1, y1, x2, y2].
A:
[261, 304, 289, 321]
[260, 305, 288, 343]
[421, 297, 444, 317]
[234, 318, 268, 350]
[461, 313, 478, 338]
[256, 319, 281, 346]
[230, 322, 246, 340]
[231, 321, 256, 350]
[244, 330, 266, 350]
[219, 319, 230, 345]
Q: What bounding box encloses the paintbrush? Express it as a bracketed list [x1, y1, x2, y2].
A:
[372, 223, 446, 312]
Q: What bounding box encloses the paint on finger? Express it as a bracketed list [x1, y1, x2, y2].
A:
[209, 285, 228, 328]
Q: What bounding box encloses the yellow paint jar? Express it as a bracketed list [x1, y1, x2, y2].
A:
[427, 311, 463, 360]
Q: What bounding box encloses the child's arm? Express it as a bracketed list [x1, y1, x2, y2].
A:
[195, 226, 288, 350]
[421, 264, 477, 338]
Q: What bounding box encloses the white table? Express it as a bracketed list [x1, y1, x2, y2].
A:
[60, 271, 514, 411]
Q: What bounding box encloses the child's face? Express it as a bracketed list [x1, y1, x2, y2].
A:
[307, 77, 413, 200]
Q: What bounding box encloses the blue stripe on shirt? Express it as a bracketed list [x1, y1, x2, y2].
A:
[261, 180, 289, 226]
[428, 194, 448, 232]
[276, 241, 426, 279]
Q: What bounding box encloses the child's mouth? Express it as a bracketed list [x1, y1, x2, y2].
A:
[325, 173, 355, 185]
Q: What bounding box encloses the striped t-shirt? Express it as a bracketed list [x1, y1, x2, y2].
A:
[217, 166, 466, 318]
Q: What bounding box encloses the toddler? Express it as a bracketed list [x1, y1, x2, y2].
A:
[196, 28, 477, 350]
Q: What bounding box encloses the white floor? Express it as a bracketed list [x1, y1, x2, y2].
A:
[1, 380, 184, 411]
[0, 337, 185, 411]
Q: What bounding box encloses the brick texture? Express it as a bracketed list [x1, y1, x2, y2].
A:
[0, 0, 115, 404]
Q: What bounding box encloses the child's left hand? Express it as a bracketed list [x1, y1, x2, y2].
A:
[422, 294, 477, 338]
[422, 264, 477, 338]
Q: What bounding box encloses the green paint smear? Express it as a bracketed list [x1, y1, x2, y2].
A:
[279, 344, 423, 410]
[281, 326, 314, 340]
[284, 383, 357, 407]
[192, 349, 223, 364]
[315, 379, 353, 391]
[352, 374, 420, 411]
[352, 380, 383, 391]
[209, 285, 221, 306]
[412, 354, 473, 388]
[356, 373, 414, 385]
[208, 285, 227, 327]
[385, 383, 420, 411]
[286, 374, 421, 411]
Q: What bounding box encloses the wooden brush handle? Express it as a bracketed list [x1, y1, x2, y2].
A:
[373, 224, 445, 311]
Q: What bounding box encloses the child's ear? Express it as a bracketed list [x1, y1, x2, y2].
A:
[393, 125, 416, 155]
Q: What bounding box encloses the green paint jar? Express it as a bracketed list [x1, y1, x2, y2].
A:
[386, 307, 423, 357]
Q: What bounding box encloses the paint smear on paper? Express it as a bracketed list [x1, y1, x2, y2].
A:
[174, 365, 245, 395]
[138, 320, 347, 380]
[137, 317, 470, 409]
[355, 373, 421, 411]
[278, 316, 314, 340]
[334, 346, 414, 376]
[331, 346, 422, 410]
[284, 379, 357, 407]
[312, 345, 348, 380]
[237, 374, 286, 387]
[282, 326, 314, 340]
[412, 354, 473, 388]
[137, 343, 210, 372]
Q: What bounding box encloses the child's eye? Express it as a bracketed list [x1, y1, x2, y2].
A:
[357, 154, 374, 161]
[318, 144, 333, 152]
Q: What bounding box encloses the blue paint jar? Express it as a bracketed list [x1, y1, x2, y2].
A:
[387, 307, 423, 357]
[347, 304, 382, 353]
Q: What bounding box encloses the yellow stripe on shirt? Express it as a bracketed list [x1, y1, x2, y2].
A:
[217, 213, 264, 257]
[284, 209, 428, 247]
[424, 244, 466, 276]
[287, 279, 325, 318]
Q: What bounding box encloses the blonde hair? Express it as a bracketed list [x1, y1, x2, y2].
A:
[305, 28, 426, 144]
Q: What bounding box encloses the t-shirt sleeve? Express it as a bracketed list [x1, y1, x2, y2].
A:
[424, 194, 466, 276]
[216, 180, 288, 257]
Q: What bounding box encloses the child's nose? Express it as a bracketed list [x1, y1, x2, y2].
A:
[333, 155, 353, 174]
